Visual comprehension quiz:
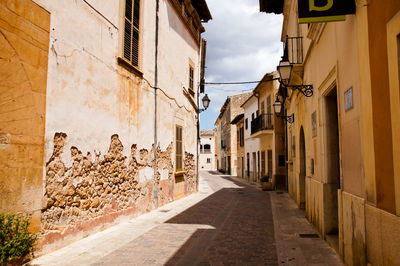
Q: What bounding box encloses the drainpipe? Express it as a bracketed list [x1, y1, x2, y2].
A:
[196, 83, 200, 192]
[154, 0, 160, 206]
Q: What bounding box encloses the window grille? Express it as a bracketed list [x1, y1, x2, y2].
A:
[124, 0, 140, 67]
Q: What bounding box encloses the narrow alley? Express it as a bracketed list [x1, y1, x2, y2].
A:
[31, 172, 341, 266]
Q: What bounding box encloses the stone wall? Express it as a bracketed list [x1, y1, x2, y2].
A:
[41, 133, 195, 245]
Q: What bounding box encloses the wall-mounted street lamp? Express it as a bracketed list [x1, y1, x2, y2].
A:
[277, 59, 313, 97]
[198, 94, 210, 113]
[273, 95, 294, 124]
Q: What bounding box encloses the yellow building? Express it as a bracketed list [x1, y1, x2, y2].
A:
[231, 114, 245, 178]
[260, 0, 400, 264]
[252, 72, 285, 188]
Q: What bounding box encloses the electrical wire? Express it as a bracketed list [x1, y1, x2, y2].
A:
[204, 77, 279, 85]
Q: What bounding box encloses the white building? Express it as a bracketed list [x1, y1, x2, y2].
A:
[199, 130, 215, 170]
[241, 94, 261, 182]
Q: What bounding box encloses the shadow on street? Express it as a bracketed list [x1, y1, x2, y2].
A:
[164, 175, 278, 265]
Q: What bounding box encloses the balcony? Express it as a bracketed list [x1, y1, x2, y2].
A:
[251, 114, 274, 137]
[285, 36, 303, 65]
[284, 36, 304, 84]
[200, 149, 211, 154]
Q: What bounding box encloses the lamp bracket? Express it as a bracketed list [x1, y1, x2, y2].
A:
[287, 84, 313, 97]
[277, 113, 294, 124]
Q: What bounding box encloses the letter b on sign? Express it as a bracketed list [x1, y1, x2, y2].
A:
[309, 0, 333, 11]
[298, 0, 356, 24]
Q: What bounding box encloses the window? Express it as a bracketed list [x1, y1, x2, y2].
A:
[245, 118, 248, 129]
[189, 65, 194, 93]
[204, 144, 211, 152]
[267, 95, 272, 125]
[267, 96, 271, 114]
[123, 0, 140, 67]
[176, 125, 183, 172]
[207, 158, 211, 164]
[261, 100, 265, 115]
[239, 126, 244, 147]
[261, 151, 266, 176]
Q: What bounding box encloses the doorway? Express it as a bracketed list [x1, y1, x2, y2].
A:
[247, 153, 250, 180]
[228, 156, 231, 175]
[252, 152, 257, 181]
[324, 87, 340, 245]
[241, 157, 244, 178]
[267, 150, 272, 179]
[261, 151, 266, 177]
[299, 127, 306, 209]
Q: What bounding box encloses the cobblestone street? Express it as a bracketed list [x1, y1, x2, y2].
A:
[31, 171, 342, 265]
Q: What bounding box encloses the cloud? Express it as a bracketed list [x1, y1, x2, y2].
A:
[200, 0, 283, 130]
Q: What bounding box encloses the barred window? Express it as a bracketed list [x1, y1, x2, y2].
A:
[176, 125, 183, 172]
[123, 0, 140, 67]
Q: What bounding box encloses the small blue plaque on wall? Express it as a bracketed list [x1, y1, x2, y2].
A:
[344, 87, 353, 112]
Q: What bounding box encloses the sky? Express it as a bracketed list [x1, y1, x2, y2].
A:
[199, 0, 283, 130]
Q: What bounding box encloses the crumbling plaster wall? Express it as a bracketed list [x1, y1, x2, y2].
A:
[32, 0, 199, 251]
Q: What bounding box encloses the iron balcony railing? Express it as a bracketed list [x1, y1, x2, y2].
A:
[284, 36, 303, 65]
[251, 114, 274, 135]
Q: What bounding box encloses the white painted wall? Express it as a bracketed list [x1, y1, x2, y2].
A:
[243, 96, 260, 180]
[34, 0, 200, 168]
[199, 134, 215, 170]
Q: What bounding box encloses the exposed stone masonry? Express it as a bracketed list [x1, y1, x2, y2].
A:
[41, 133, 195, 234]
[184, 152, 196, 194]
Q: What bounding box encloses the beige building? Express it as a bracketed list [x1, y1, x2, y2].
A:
[252, 72, 285, 188]
[214, 93, 251, 175]
[230, 114, 244, 178]
[261, 0, 400, 264]
[0, 0, 211, 254]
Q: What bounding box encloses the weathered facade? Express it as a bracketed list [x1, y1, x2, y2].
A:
[0, 0, 211, 254]
[261, 0, 400, 264]
[214, 92, 251, 175]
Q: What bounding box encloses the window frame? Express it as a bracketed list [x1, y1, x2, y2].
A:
[175, 125, 183, 173]
[189, 64, 195, 94]
[118, 0, 143, 76]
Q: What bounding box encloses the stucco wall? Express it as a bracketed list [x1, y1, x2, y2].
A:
[199, 134, 215, 170]
[243, 96, 259, 180]
[30, 0, 200, 252]
[0, 0, 50, 232]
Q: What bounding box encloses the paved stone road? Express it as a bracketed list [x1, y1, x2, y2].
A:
[31, 171, 342, 266]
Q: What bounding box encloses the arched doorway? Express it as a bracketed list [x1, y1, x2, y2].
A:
[299, 126, 306, 209]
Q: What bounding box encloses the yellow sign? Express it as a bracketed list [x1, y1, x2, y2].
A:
[298, 0, 355, 24]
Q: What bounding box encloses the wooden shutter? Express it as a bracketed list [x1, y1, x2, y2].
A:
[124, 0, 140, 67]
[176, 125, 183, 171]
[189, 66, 194, 91]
